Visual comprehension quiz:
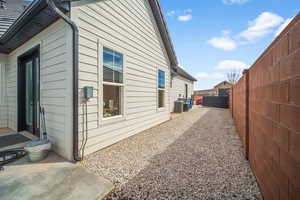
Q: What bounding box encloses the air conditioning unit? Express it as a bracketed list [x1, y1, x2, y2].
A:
[174, 101, 183, 113]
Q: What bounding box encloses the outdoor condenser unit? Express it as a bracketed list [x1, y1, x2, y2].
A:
[174, 101, 184, 113]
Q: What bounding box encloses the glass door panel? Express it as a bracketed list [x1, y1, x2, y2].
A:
[35, 57, 40, 130]
[19, 49, 40, 136]
[25, 61, 33, 127]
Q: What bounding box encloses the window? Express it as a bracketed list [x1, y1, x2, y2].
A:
[158, 70, 165, 89]
[185, 84, 188, 98]
[103, 47, 123, 83]
[103, 47, 124, 118]
[157, 69, 165, 108]
[103, 85, 121, 118]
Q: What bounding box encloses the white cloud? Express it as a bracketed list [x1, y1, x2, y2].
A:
[214, 60, 248, 70]
[208, 12, 286, 50]
[222, 0, 249, 5]
[167, 9, 193, 22]
[196, 60, 247, 81]
[208, 37, 237, 51]
[166, 10, 176, 17]
[178, 9, 193, 22]
[178, 14, 193, 22]
[275, 17, 293, 36]
[221, 30, 231, 35]
[184, 8, 192, 13]
[239, 12, 284, 41]
[196, 72, 225, 79]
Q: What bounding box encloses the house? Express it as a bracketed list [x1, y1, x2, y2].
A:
[194, 89, 216, 97]
[194, 81, 232, 103]
[213, 81, 232, 96]
[0, 0, 178, 160]
[194, 81, 232, 97]
[170, 66, 196, 112]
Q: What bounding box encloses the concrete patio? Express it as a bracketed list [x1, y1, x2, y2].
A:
[0, 152, 113, 200]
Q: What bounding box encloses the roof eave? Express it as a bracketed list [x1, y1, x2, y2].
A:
[0, 0, 44, 43]
[175, 66, 197, 82]
[0, 0, 177, 59]
[0, 0, 70, 54]
[148, 0, 178, 66]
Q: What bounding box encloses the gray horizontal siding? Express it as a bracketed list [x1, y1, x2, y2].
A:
[72, 0, 171, 155]
[6, 20, 73, 160]
[170, 76, 194, 112]
[0, 54, 8, 128]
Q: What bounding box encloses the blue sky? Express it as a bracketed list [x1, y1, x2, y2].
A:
[160, 0, 299, 90]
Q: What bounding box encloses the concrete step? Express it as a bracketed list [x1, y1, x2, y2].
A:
[0, 152, 113, 200]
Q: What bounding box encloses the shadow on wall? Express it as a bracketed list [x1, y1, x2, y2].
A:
[104, 108, 262, 200]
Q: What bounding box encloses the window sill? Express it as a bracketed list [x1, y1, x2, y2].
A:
[100, 115, 126, 126]
[157, 107, 166, 112]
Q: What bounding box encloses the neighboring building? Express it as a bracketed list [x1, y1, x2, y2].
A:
[194, 81, 232, 99]
[0, 0, 178, 160]
[214, 81, 232, 96]
[194, 89, 216, 97]
[170, 66, 196, 112]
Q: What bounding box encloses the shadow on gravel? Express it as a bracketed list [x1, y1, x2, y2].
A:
[105, 108, 262, 200]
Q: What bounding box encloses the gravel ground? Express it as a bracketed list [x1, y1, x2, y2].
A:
[80, 107, 262, 200]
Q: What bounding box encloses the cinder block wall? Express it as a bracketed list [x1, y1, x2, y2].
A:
[231, 76, 247, 156]
[231, 13, 300, 200]
[229, 88, 233, 113]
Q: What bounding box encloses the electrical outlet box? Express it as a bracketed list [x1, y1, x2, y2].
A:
[83, 86, 93, 99]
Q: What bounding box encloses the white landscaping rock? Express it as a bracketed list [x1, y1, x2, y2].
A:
[81, 107, 262, 200]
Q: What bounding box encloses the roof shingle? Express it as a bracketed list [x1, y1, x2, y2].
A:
[0, 0, 31, 37]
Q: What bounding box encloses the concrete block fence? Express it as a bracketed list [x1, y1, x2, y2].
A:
[230, 13, 300, 200]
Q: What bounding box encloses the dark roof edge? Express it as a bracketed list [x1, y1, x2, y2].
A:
[0, 0, 179, 62]
[0, 0, 69, 51]
[0, 0, 43, 43]
[173, 65, 197, 82]
[149, 0, 178, 66]
[214, 81, 232, 88]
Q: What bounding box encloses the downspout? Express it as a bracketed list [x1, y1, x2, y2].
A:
[46, 0, 80, 161]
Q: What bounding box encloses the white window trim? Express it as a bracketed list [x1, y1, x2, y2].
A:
[157, 68, 166, 111]
[98, 41, 127, 125]
[102, 82, 124, 87]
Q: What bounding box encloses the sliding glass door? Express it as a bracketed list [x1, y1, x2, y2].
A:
[19, 49, 40, 136]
